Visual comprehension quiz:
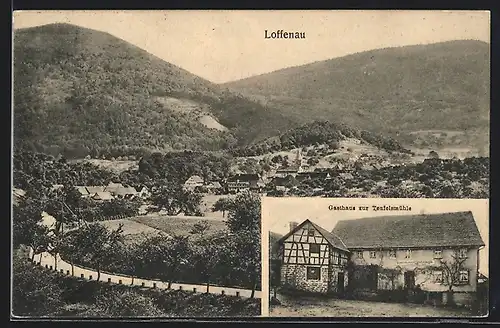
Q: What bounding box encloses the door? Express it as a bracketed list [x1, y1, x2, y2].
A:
[337, 272, 345, 294]
[404, 271, 415, 289]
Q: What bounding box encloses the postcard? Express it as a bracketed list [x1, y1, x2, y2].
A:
[11, 10, 489, 319]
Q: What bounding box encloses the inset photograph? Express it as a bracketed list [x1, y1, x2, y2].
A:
[263, 197, 488, 317]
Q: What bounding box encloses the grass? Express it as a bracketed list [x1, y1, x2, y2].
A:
[130, 214, 228, 238]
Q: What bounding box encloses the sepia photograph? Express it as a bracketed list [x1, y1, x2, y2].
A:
[262, 197, 489, 317]
[11, 10, 489, 319]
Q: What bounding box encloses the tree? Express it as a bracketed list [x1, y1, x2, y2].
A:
[73, 223, 124, 281]
[137, 234, 190, 289]
[428, 150, 440, 159]
[211, 197, 234, 218]
[148, 182, 202, 216]
[12, 253, 64, 316]
[439, 250, 468, 306]
[225, 192, 261, 298]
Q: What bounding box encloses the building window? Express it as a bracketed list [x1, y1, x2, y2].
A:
[389, 250, 396, 259]
[458, 248, 468, 259]
[459, 270, 469, 284]
[405, 249, 412, 259]
[369, 251, 377, 259]
[356, 251, 363, 259]
[306, 267, 321, 280]
[433, 249, 442, 259]
[433, 271, 443, 283]
[308, 228, 315, 236]
[309, 244, 320, 254]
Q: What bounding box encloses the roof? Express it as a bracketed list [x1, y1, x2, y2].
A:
[104, 183, 126, 192]
[75, 186, 90, 195]
[278, 219, 349, 252]
[332, 211, 485, 249]
[227, 173, 259, 182]
[92, 191, 114, 200]
[184, 175, 204, 184]
[111, 186, 138, 196]
[13, 188, 26, 205]
[207, 182, 222, 189]
[86, 186, 106, 194]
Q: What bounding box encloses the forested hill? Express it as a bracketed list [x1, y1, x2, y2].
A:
[13, 23, 295, 158]
[231, 120, 410, 157]
[224, 40, 490, 149]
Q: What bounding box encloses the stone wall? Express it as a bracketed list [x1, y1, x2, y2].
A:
[281, 264, 329, 294]
[328, 266, 349, 294]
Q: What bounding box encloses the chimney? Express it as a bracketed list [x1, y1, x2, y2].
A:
[289, 221, 299, 232]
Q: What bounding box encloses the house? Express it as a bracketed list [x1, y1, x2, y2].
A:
[91, 191, 114, 201]
[137, 186, 151, 199]
[332, 211, 485, 306]
[85, 186, 106, 196]
[108, 185, 138, 199]
[296, 171, 332, 182]
[205, 181, 223, 193]
[270, 175, 299, 190]
[183, 175, 204, 190]
[273, 211, 484, 306]
[276, 220, 350, 295]
[13, 188, 26, 206]
[75, 186, 91, 198]
[226, 173, 260, 193]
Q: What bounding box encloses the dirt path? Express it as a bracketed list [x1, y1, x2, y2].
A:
[30, 250, 261, 299]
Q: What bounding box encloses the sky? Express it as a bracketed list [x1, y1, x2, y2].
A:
[262, 197, 489, 276]
[13, 10, 490, 84]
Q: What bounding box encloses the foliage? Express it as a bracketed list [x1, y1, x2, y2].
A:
[148, 182, 203, 216]
[13, 23, 292, 156]
[12, 252, 259, 317]
[230, 120, 410, 157]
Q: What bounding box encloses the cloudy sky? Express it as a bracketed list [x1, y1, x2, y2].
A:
[13, 10, 490, 83]
[262, 197, 489, 276]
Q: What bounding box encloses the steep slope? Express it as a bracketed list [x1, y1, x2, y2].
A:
[224, 40, 490, 150]
[13, 23, 294, 158]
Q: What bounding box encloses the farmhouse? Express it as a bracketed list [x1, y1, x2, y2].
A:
[183, 175, 204, 190]
[274, 211, 485, 306]
[226, 173, 261, 193]
[277, 220, 350, 295]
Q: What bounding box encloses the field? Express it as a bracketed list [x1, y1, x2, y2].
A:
[270, 294, 473, 317]
[69, 159, 138, 173]
[199, 194, 237, 218]
[130, 214, 228, 238]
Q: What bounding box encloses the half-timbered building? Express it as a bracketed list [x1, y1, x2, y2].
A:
[277, 219, 350, 294]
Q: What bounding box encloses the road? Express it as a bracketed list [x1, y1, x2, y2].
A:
[30, 250, 261, 299]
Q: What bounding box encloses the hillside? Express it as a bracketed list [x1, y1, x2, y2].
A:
[13, 23, 294, 158]
[224, 40, 490, 151]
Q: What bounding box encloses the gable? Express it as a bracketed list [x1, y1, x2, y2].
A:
[278, 219, 349, 252]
